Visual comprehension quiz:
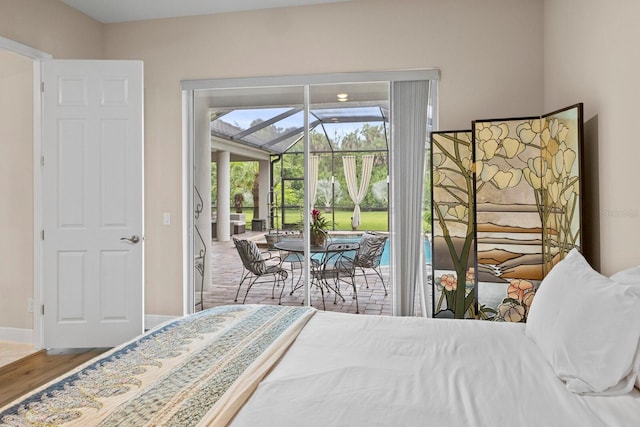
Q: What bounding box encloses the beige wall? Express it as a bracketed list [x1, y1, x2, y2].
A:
[1, 0, 634, 320]
[0, 50, 33, 329]
[0, 0, 103, 59]
[103, 0, 544, 315]
[2, 0, 545, 318]
[0, 0, 103, 331]
[544, 0, 640, 275]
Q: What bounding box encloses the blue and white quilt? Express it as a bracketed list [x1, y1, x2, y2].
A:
[0, 305, 315, 426]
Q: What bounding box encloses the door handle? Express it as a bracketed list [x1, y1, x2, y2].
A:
[120, 235, 141, 244]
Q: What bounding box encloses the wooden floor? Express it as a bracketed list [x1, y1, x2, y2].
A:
[0, 348, 109, 408]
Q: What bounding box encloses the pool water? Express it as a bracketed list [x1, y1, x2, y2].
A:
[332, 237, 432, 266]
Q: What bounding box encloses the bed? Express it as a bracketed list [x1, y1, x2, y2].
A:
[2, 249, 640, 426]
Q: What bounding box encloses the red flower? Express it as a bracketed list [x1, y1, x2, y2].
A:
[310, 209, 329, 232]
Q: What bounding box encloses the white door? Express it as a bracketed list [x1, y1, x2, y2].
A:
[42, 60, 144, 348]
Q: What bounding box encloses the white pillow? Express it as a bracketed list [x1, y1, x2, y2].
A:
[610, 266, 640, 389]
[525, 249, 640, 395]
[611, 266, 640, 284]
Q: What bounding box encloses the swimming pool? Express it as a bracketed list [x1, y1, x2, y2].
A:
[331, 236, 432, 266]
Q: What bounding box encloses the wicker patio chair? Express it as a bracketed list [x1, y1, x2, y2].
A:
[354, 231, 389, 295]
[233, 238, 288, 304]
[311, 242, 361, 313]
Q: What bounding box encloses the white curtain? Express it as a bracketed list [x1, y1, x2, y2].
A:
[342, 155, 374, 228]
[390, 80, 429, 316]
[309, 155, 319, 208]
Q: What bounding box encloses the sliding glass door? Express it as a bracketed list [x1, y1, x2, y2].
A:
[183, 70, 438, 316]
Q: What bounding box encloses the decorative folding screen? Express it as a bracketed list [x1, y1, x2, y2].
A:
[431, 131, 477, 319]
[431, 104, 583, 321]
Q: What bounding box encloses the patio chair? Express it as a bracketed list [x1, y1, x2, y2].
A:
[311, 242, 360, 313]
[233, 238, 288, 304]
[354, 231, 389, 295]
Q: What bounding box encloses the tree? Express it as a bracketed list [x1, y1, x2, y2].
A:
[371, 179, 387, 205]
[316, 179, 344, 212]
[214, 118, 390, 221]
[211, 162, 217, 211]
[230, 161, 257, 211]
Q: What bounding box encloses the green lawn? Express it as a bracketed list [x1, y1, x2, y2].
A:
[229, 208, 389, 231]
[230, 208, 431, 232]
[323, 209, 388, 231]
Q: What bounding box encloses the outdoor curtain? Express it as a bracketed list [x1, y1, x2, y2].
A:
[390, 80, 429, 317]
[309, 155, 319, 208]
[342, 155, 375, 228]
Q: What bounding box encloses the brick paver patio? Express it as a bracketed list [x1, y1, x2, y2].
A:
[201, 231, 428, 316]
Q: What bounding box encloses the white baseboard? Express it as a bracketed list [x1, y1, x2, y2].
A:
[0, 327, 33, 344]
[0, 319, 179, 343]
[144, 314, 180, 331]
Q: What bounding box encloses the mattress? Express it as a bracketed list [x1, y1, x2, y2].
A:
[232, 311, 640, 426]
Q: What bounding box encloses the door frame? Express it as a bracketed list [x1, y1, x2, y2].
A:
[0, 36, 51, 349]
[180, 69, 440, 315]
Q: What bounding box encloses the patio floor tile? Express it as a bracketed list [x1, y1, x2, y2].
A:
[200, 231, 427, 317]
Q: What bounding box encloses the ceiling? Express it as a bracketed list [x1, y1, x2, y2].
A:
[204, 81, 390, 155]
[61, 0, 350, 23]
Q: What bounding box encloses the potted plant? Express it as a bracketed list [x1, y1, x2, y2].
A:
[310, 209, 329, 246]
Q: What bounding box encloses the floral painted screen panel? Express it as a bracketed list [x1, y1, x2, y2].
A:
[431, 131, 477, 319]
[474, 116, 542, 322]
[473, 104, 583, 322]
[540, 104, 583, 274]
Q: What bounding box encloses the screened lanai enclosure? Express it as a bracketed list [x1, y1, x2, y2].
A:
[183, 71, 437, 317]
[210, 83, 391, 233]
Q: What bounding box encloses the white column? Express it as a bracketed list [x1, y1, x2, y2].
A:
[217, 150, 231, 241]
[259, 159, 270, 229]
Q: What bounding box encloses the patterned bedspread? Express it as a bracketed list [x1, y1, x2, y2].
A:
[0, 305, 315, 426]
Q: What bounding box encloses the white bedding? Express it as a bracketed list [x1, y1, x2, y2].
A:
[231, 311, 640, 427]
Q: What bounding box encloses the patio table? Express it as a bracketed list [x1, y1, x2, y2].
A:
[274, 239, 360, 310]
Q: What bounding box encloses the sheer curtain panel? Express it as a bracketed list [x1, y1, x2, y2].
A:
[390, 81, 430, 316]
[343, 155, 375, 228]
[309, 155, 319, 208]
